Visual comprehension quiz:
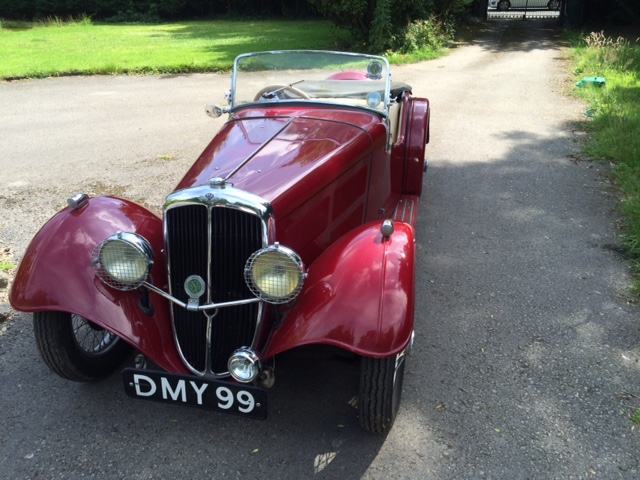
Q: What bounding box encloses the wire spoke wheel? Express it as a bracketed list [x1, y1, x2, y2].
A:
[34, 311, 131, 382]
[70, 314, 120, 357]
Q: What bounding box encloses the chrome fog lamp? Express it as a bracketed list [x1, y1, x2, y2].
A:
[92, 232, 154, 291]
[244, 243, 304, 304]
[228, 348, 261, 383]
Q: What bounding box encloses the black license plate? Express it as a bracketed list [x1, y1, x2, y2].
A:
[122, 368, 267, 420]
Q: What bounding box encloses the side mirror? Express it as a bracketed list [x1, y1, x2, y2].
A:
[205, 104, 228, 118]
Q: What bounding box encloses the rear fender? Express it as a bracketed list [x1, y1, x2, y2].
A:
[263, 220, 415, 359]
[9, 196, 187, 374]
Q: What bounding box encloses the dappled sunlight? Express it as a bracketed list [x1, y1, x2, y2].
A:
[362, 402, 441, 474]
[472, 19, 567, 54]
[164, 21, 336, 68]
[574, 319, 606, 343]
[411, 45, 639, 469]
[313, 451, 338, 473]
[526, 397, 580, 457]
[501, 205, 548, 222]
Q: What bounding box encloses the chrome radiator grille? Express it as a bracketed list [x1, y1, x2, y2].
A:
[165, 204, 263, 375]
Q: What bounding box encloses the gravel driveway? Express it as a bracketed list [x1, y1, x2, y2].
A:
[1, 19, 639, 479]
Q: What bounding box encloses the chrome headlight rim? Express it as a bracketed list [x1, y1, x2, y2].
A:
[244, 243, 305, 305]
[92, 232, 154, 291]
[228, 348, 261, 383]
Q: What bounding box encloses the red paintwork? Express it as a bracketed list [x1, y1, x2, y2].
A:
[392, 98, 430, 196]
[11, 93, 429, 371]
[175, 105, 425, 265]
[176, 108, 384, 221]
[177, 107, 389, 265]
[325, 72, 369, 81]
[9, 197, 189, 374]
[263, 220, 415, 358]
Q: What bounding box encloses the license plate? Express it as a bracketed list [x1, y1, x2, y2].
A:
[122, 368, 267, 420]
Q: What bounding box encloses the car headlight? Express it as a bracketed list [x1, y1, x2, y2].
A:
[92, 232, 154, 291]
[228, 348, 261, 383]
[244, 243, 304, 304]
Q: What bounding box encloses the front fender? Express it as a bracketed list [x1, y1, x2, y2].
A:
[263, 220, 415, 359]
[10, 196, 187, 374]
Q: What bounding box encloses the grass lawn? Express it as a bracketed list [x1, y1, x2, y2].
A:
[0, 20, 342, 79]
[571, 32, 640, 296]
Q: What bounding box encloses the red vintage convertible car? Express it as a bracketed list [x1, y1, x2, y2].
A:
[10, 50, 430, 434]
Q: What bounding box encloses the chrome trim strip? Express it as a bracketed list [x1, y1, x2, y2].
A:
[395, 330, 414, 372]
[165, 184, 274, 231]
[409, 198, 415, 224]
[392, 197, 417, 224]
[143, 281, 261, 311]
[204, 309, 214, 377]
[232, 100, 389, 118]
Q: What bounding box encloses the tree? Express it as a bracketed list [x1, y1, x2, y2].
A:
[308, 0, 472, 52]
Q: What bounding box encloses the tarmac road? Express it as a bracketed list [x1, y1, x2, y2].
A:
[1, 19, 639, 479]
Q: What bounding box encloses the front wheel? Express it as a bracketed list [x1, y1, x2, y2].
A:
[497, 0, 510, 10]
[358, 353, 406, 434]
[547, 0, 560, 10]
[33, 311, 131, 382]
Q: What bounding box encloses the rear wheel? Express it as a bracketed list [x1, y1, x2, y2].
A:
[33, 311, 130, 382]
[358, 353, 406, 434]
[497, 0, 510, 10]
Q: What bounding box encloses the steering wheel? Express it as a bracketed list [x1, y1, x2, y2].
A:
[254, 85, 310, 101]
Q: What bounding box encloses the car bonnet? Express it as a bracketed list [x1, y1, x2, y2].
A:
[173, 108, 385, 219]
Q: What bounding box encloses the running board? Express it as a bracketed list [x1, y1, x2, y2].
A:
[391, 195, 419, 227]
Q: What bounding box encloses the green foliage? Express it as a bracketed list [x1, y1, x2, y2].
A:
[369, 0, 393, 52]
[305, 0, 369, 40]
[34, 13, 93, 26]
[104, 3, 162, 23]
[434, 0, 474, 16]
[572, 32, 640, 295]
[398, 16, 454, 53]
[575, 31, 640, 74]
[0, 0, 35, 19]
[0, 0, 471, 25]
[0, 261, 14, 272]
[0, 0, 316, 20]
[99, 1, 189, 22]
[308, 0, 469, 54]
[0, 0, 181, 20]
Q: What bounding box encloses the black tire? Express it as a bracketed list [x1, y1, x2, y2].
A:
[497, 0, 510, 11]
[358, 354, 406, 434]
[547, 0, 560, 10]
[33, 311, 131, 382]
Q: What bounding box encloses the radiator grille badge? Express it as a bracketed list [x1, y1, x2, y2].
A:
[185, 275, 206, 298]
[184, 275, 206, 311]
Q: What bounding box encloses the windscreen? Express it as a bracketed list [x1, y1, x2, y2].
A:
[231, 51, 391, 115]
